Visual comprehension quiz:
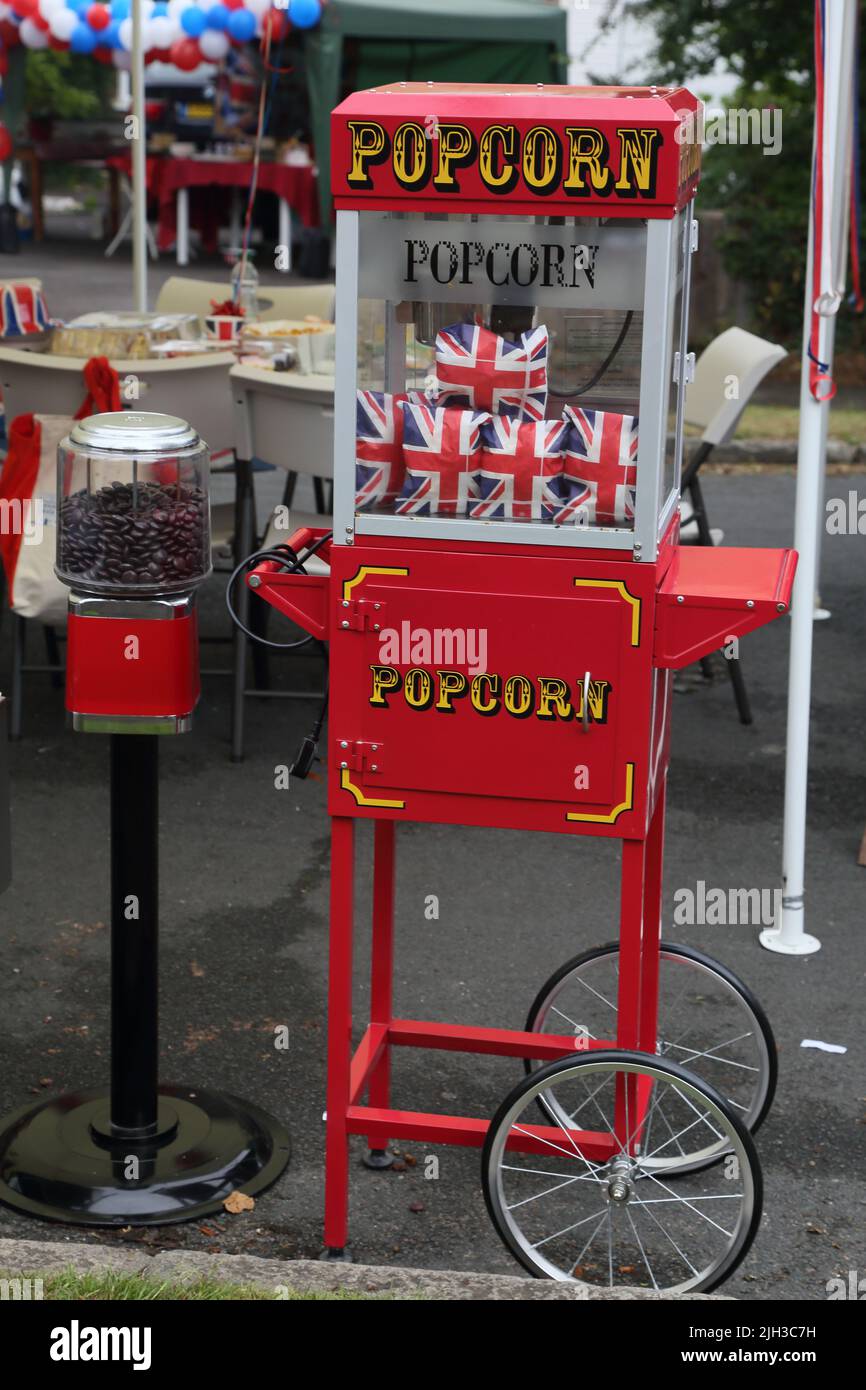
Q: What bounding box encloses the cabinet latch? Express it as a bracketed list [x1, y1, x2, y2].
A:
[336, 739, 385, 774]
[336, 598, 386, 633]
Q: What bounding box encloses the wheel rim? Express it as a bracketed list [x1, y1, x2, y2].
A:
[484, 1053, 760, 1293]
[527, 946, 773, 1171]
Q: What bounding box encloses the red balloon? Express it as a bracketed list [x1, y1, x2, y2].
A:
[13, 0, 38, 17]
[224, 0, 244, 8]
[262, 10, 288, 40]
[0, 19, 21, 45]
[94, 45, 114, 63]
[170, 37, 201, 72]
[0, 50, 8, 77]
[0, 125, 13, 163]
[33, 12, 50, 29]
[87, 4, 111, 31]
[48, 35, 69, 50]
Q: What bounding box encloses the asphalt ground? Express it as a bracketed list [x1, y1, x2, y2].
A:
[0, 464, 864, 1301]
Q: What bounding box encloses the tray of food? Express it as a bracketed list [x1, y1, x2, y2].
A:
[50, 312, 200, 360]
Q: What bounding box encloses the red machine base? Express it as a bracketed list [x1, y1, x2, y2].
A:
[323, 790, 665, 1252]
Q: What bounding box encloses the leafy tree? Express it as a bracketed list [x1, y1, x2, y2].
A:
[588, 1, 865, 347]
[25, 51, 111, 121]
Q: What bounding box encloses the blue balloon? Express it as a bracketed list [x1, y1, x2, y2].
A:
[110, 0, 130, 17]
[104, 18, 122, 48]
[290, 0, 322, 28]
[70, 20, 97, 51]
[181, 6, 206, 36]
[152, 1, 168, 14]
[206, 4, 229, 30]
[227, 8, 255, 41]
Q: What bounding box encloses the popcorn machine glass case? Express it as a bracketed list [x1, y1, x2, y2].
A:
[248, 84, 797, 1292]
[340, 206, 690, 553]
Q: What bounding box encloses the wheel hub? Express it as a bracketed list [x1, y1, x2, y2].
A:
[606, 1155, 634, 1204]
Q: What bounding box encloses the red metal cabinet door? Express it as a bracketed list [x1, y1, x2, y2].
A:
[329, 550, 650, 828]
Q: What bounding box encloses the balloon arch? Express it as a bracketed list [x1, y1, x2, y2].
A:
[0, 0, 323, 72]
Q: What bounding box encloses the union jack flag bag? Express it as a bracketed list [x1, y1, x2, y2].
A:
[396, 403, 489, 517]
[434, 321, 548, 422]
[0, 281, 50, 338]
[471, 417, 567, 521]
[355, 391, 407, 511]
[355, 389, 434, 510]
[558, 405, 639, 527]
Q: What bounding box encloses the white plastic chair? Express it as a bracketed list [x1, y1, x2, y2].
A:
[155, 276, 334, 324]
[680, 326, 788, 722]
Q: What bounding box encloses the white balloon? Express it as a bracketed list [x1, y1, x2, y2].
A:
[39, 0, 66, 17]
[198, 28, 229, 60]
[49, 8, 78, 40]
[20, 16, 50, 48]
[245, 0, 271, 16]
[150, 15, 176, 46]
[118, 16, 133, 50]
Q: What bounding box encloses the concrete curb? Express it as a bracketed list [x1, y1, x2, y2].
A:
[685, 437, 862, 465]
[0, 1237, 733, 1301]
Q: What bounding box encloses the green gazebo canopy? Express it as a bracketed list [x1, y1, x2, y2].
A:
[305, 0, 568, 222]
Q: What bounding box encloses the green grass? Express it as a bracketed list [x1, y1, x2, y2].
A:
[685, 403, 866, 445]
[3, 1268, 382, 1301]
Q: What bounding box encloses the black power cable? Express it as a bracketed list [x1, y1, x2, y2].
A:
[225, 533, 332, 650]
[225, 532, 333, 777]
[557, 310, 635, 399]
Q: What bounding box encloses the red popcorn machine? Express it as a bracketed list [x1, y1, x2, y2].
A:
[244, 85, 797, 1291]
[0, 412, 289, 1227]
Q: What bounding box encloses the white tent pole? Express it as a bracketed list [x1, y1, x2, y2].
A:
[812, 15, 856, 623]
[131, 0, 148, 313]
[762, 0, 858, 955]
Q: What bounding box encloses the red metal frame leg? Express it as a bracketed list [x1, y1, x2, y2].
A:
[614, 836, 647, 1149]
[367, 820, 396, 1151]
[638, 780, 666, 1055]
[615, 838, 647, 1052]
[324, 816, 355, 1252]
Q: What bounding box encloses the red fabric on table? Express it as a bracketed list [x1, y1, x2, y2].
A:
[75, 356, 122, 420]
[0, 414, 41, 604]
[107, 154, 319, 254]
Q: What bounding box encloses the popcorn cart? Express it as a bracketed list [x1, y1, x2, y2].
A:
[245, 85, 796, 1290]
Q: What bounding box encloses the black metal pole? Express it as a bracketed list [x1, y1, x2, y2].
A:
[110, 734, 159, 1138]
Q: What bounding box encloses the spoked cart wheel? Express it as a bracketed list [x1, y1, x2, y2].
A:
[524, 943, 776, 1175]
[482, 1051, 762, 1293]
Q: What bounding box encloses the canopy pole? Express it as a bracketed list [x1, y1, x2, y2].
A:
[131, 0, 148, 313]
[762, 0, 858, 955]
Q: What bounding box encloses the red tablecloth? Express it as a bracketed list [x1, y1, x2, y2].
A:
[107, 154, 320, 254]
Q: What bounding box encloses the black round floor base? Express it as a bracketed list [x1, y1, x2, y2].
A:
[0, 1085, 291, 1227]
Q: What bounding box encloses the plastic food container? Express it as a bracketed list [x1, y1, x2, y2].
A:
[242, 319, 335, 373]
[50, 312, 200, 360]
[56, 412, 211, 595]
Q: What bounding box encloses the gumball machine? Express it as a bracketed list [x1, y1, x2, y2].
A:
[58, 412, 208, 733]
[0, 412, 289, 1226]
